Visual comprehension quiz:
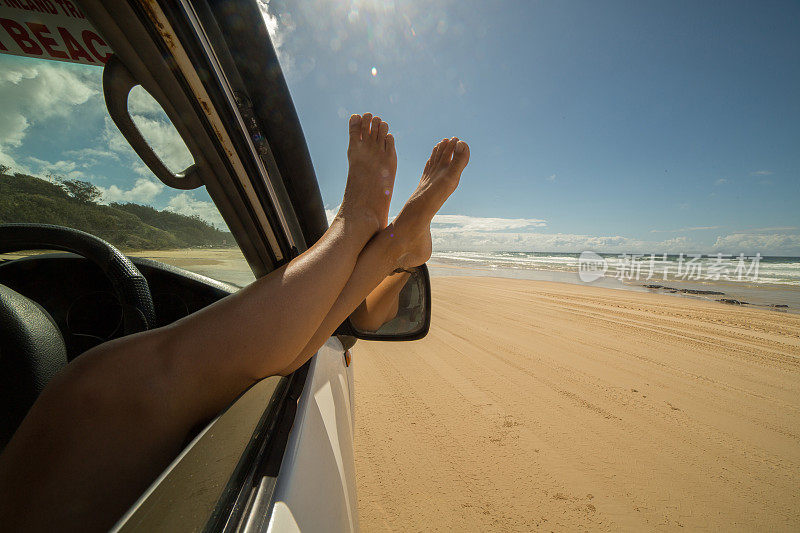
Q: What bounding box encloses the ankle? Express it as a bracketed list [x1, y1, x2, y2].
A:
[373, 223, 408, 275]
[330, 208, 380, 244]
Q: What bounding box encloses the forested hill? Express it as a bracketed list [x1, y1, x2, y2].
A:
[0, 173, 233, 250]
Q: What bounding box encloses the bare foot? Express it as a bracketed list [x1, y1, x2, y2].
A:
[398, 227, 432, 269]
[390, 137, 469, 267]
[337, 113, 397, 233]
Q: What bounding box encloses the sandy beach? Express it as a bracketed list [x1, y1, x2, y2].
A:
[353, 276, 800, 531]
[125, 248, 255, 287]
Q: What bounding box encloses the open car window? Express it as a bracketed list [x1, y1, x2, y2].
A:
[0, 8, 254, 287]
[0, 3, 286, 529]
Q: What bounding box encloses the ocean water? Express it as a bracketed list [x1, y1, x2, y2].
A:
[429, 251, 800, 311]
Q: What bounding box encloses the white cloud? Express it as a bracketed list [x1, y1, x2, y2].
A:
[428, 217, 800, 254]
[102, 114, 192, 174]
[256, 0, 295, 68]
[128, 86, 165, 116]
[649, 226, 722, 233]
[257, 0, 280, 45]
[132, 162, 152, 177]
[428, 228, 742, 254]
[0, 63, 99, 170]
[432, 214, 547, 232]
[715, 178, 727, 185]
[712, 233, 800, 255]
[31, 158, 88, 180]
[324, 204, 340, 224]
[62, 147, 121, 163]
[100, 178, 164, 204]
[750, 170, 773, 176]
[734, 226, 798, 233]
[424, 214, 797, 255]
[0, 149, 29, 174]
[0, 113, 28, 148]
[129, 116, 193, 172]
[103, 116, 134, 156]
[166, 192, 226, 229]
[425, 214, 681, 253]
[431, 230, 655, 253]
[546, 174, 556, 182]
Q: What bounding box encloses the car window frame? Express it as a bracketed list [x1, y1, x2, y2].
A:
[75, 0, 322, 529]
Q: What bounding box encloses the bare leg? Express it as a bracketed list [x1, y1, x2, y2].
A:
[350, 270, 411, 332]
[0, 113, 397, 532]
[281, 137, 469, 375]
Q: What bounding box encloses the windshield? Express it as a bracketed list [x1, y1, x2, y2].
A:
[0, 54, 254, 286]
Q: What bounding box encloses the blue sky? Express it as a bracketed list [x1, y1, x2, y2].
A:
[265, 0, 800, 254]
[1, 1, 798, 254]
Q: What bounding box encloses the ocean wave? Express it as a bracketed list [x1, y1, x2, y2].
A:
[431, 251, 800, 286]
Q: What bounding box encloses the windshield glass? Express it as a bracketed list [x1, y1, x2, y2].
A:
[0, 54, 254, 286]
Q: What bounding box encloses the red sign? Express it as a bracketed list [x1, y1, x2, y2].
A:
[0, 1, 111, 65]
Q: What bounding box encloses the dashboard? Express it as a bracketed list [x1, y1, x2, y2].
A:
[0, 253, 239, 360]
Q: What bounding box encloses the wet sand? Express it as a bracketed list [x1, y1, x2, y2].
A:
[353, 276, 800, 531]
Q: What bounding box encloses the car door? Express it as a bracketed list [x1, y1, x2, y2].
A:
[265, 338, 359, 532]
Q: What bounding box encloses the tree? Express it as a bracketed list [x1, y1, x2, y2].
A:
[59, 179, 102, 204]
[0, 164, 9, 175]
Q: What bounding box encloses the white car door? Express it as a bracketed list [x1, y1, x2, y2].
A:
[266, 338, 358, 533]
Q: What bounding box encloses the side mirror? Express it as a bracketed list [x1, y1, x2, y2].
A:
[336, 263, 431, 341]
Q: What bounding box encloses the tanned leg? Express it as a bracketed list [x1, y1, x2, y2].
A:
[350, 270, 411, 332]
[280, 137, 470, 375]
[0, 113, 397, 532]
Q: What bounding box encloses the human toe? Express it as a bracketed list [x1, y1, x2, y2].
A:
[452, 140, 470, 170]
[439, 137, 459, 165]
[434, 138, 449, 163]
[371, 116, 382, 141]
[349, 114, 362, 140]
[360, 112, 373, 140]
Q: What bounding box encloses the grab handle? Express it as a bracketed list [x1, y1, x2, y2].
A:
[102, 55, 203, 190]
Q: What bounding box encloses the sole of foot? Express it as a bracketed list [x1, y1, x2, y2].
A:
[338, 113, 398, 234]
[390, 136, 469, 266]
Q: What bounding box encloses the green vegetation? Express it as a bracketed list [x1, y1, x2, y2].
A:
[0, 172, 233, 249]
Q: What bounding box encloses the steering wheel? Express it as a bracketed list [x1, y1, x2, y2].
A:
[0, 223, 156, 333]
[0, 223, 156, 449]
